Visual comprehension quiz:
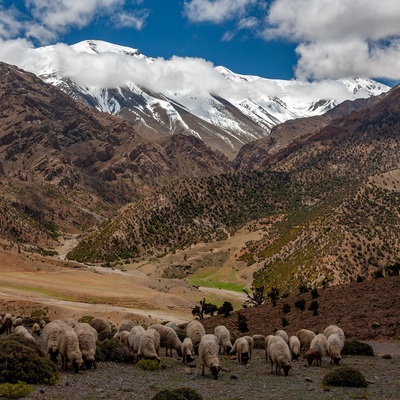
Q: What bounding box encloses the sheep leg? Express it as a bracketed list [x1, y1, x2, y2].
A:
[202, 364, 205, 376]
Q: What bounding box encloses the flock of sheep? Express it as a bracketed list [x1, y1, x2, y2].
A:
[0, 312, 345, 381]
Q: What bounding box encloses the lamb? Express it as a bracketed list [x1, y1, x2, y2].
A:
[138, 328, 160, 362]
[39, 320, 47, 329]
[128, 325, 146, 361]
[275, 329, 289, 343]
[0, 313, 13, 335]
[230, 337, 250, 365]
[181, 337, 194, 363]
[74, 322, 98, 370]
[295, 329, 316, 352]
[31, 323, 41, 336]
[267, 336, 292, 376]
[199, 334, 222, 380]
[327, 333, 343, 365]
[113, 320, 135, 340]
[289, 335, 301, 360]
[149, 323, 183, 357]
[323, 325, 345, 347]
[214, 325, 233, 355]
[90, 317, 112, 335]
[304, 333, 327, 367]
[42, 320, 66, 362]
[57, 325, 84, 373]
[186, 320, 206, 355]
[14, 325, 35, 342]
[13, 317, 23, 328]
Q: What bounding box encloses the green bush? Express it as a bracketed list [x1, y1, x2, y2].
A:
[78, 315, 94, 324]
[294, 298, 306, 311]
[343, 340, 374, 356]
[323, 367, 368, 388]
[0, 381, 33, 399]
[0, 337, 59, 385]
[95, 339, 134, 363]
[152, 387, 203, 400]
[136, 359, 161, 371]
[282, 303, 291, 313]
[237, 314, 249, 333]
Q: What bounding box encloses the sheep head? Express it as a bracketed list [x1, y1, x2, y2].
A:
[210, 363, 222, 380]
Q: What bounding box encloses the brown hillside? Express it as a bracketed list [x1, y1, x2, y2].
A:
[202, 275, 400, 341]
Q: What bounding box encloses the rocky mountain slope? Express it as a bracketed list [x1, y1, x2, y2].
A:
[0, 62, 230, 247]
[22, 40, 389, 159]
[68, 83, 400, 293]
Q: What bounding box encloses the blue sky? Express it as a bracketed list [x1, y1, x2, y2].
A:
[0, 0, 400, 84]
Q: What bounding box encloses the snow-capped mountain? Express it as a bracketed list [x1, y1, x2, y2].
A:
[23, 40, 390, 159]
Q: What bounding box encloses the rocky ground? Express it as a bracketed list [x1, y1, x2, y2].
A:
[26, 342, 400, 400]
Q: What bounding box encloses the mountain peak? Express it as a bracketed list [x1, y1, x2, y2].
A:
[71, 40, 142, 58]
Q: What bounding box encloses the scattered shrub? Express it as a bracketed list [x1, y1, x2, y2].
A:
[299, 284, 309, 294]
[237, 314, 249, 333]
[78, 315, 94, 324]
[308, 300, 319, 315]
[343, 341, 374, 356]
[95, 338, 134, 363]
[136, 359, 161, 371]
[322, 367, 368, 388]
[294, 298, 306, 311]
[98, 330, 114, 342]
[311, 288, 320, 299]
[282, 317, 290, 327]
[0, 337, 59, 385]
[152, 387, 203, 400]
[218, 301, 233, 317]
[0, 381, 33, 399]
[282, 304, 291, 313]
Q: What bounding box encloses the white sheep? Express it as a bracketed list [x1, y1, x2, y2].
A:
[165, 321, 179, 332]
[264, 334, 275, 362]
[327, 333, 343, 365]
[31, 323, 41, 336]
[39, 320, 47, 329]
[186, 320, 205, 355]
[199, 334, 221, 380]
[289, 335, 301, 360]
[295, 329, 316, 352]
[113, 320, 135, 340]
[242, 335, 254, 359]
[230, 337, 250, 365]
[214, 325, 233, 355]
[138, 328, 160, 362]
[304, 333, 327, 367]
[181, 337, 194, 364]
[74, 322, 98, 370]
[128, 325, 146, 361]
[57, 325, 84, 373]
[275, 329, 289, 343]
[64, 318, 78, 328]
[252, 334, 266, 342]
[90, 317, 112, 335]
[13, 317, 23, 328]
[119, 330, 130, 347]
[14, 325, 35, 342]
[42, 320, 66, 362]
[149, 323, 183, 357]
[323, 325, 345, 347]
[267, 336, 292, 376]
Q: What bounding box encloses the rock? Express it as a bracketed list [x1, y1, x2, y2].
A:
[230, 375, 238, 380]
[371, 322, 381, 328]
[382, 354, 392, 359]
[305, 377, 313, 383]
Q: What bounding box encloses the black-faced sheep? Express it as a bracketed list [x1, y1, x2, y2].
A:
[199, 334, 221, 380]
[267, 336, 292, 376]
[42, 320, 66, 362]
[186, 320, 205, 356]
[304, 333, 327, 367]
[327, 333, 343, 365]
[57, 325, 84, 373]
[90, 317, 112, 335]
[138, 328, 160, 362]
[289, 335, 301, 360]
[181, 337, 194, 363]
[0, 313, 13, 335]
[242, 335, 254, 359]
[74, 322, 98, 370]
[149, 323, 182, 357]
[14, 325, 35, 342]
[230, 337, 250, 365]
[214, 325, 233, 355]
[295, 329, 316, 353]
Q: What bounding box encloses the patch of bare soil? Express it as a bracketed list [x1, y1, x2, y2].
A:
[26, 346, 400, 400]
